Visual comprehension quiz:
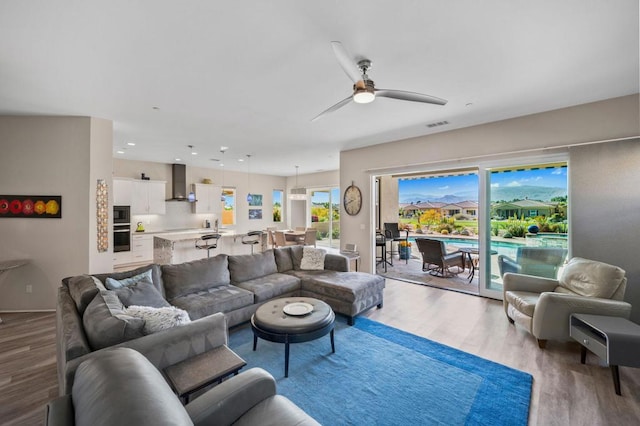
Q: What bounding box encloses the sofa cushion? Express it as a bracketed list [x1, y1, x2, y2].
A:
[235, 273, 301, 303]
[290, 245, 304, 270]
[170, 285, 255, 320]
[162, 255, 231, 301]
[105, 269, 153, 290]
[300, 247, 326, 271]
[82, 291, 145, 350]
[274, 247, 294, 272]
[504, 290, 540, 317]
[67, 275, 104, 315]
[124, 305, 191, 334]
[559, 257, 626, 299]
[94, 264, 164, 297]
[295, 270, 385, 303]
[72, 348, 193, 426]
[114, 279, 170, 308]
[228, 250, 278, 283]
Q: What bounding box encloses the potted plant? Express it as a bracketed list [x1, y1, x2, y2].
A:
[399, 240, 412, 260]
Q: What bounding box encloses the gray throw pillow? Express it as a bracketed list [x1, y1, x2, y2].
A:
[67, 275, 102, 315]
[82, 291, 145, 350]
[114, 280, 170, 308]
[274, 247, 294, 272]
[105, 269, 153, 290]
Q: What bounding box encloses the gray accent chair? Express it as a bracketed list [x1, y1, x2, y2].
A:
[503, 257, 632, 348]
[45, 347, 319, 426]
[415, 238, 464, 277]
[498, 247, 567, 279]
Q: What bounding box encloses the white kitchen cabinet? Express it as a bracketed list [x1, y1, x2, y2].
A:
[131, 180, 166, 215]
[130, 233, 153, 264]
[192, 183, 222, 214]
[113, 178, 133, 206]
[113, 251, 132, 266]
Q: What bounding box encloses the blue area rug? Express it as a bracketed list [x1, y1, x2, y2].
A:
[228, 317, 532, 425]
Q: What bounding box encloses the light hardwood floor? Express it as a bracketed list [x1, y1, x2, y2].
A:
[1, 279, 639, 425]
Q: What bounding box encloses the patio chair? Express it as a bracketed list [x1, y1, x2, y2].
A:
[497, 247, 568, 279]
[503, 257, 631, 348]
[383, 223, 409, 265]
[415, 238, 464, 277]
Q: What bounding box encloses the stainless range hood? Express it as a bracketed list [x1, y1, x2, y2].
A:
[166, 164, 195, 202]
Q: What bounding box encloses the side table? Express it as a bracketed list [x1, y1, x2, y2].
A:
[569, 313, 640, 396]
[164, 345, 246, 403]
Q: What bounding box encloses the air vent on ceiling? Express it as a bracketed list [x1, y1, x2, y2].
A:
[426, 120, 449, 128]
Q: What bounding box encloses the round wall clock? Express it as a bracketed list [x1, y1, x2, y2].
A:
[343, 182, 362, 216]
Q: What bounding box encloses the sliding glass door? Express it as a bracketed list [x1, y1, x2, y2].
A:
[310, 188, 340, 249]
[481, 162, 569, 296]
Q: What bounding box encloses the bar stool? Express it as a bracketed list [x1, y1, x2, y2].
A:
[375, 231, 390, 272]
[195, 233, 221, 258]
[241, 231, 263, 254]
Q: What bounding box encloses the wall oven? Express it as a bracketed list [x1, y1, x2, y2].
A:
[113, 206, 131, 252]
[113, 205, 130, 224]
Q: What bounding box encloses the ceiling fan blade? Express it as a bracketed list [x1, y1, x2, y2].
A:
[331, 41, 362, 84]
[375, 89, 447, 106]
[311, 95, 353, 122]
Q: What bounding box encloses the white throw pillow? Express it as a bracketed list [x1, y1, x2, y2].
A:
[124, 305, 191, 334]
[300, 247, 326, 270]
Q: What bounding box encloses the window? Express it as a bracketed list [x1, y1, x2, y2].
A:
[273, 189, 283, 222]
[222, 187, 235, 225]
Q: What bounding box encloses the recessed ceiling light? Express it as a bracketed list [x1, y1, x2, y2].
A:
[175, 158, 181, 161]
[127, 142, 136, 146]
[238, 158, 244, 162]
[116, 150, 125, 154]
[191, 151, 198, 155]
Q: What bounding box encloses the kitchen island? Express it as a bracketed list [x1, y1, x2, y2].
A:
[154, 230, 267, 264]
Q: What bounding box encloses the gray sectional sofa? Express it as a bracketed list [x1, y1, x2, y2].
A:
[57, 246, 385, 394]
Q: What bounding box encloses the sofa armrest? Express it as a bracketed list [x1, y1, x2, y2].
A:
[45, 395, 74, 426]
[324, 253, 349, 272]
[503, 272, 559, 293]
[186, 368, 276, 426]
[532, 293, 632, 341]
[61, 312, 228, 394]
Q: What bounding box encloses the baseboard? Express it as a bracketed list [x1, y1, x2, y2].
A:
[0, 309, 55, 314]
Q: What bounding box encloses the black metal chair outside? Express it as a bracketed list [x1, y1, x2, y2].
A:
[195, 233, 221, 258]
[415, 237, 464, 277]
[375, 231, 391, 272]
[383, 223, 409, 265]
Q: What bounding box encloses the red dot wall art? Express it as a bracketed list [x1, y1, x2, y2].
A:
[0, 195, 62, 218]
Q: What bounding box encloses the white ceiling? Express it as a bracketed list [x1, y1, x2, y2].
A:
[1, 1, 638, 176]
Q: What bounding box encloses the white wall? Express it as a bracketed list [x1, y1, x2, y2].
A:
[340, 94, 639, 308]
[569, 139, 640, 322]
[0, 116, 113, 312]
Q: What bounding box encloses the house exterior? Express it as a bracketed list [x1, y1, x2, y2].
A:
[492, 199, 557, 219]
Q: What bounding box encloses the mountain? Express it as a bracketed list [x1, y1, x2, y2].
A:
[400, 185, 566, 204]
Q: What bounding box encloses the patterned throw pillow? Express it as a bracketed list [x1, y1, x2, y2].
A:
[300, 247, 326, 270]
[124, 305, 191, 334]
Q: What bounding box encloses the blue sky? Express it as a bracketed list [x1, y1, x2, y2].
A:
[399, 166, 567, 202]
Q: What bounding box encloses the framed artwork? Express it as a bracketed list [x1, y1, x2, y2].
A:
[248, 194, 263, 206]
[96, 180, 109, 252]
[249, 209, 262, 220]
[0, 195, 62, 218]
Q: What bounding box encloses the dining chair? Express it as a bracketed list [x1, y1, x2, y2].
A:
[303, 229, 316, 247]
[274, 231, 296, 247]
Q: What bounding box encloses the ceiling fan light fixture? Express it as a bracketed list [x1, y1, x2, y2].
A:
[353, 90, 375, 104]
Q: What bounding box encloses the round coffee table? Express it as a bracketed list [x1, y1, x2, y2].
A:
[251, 297, 335, 377]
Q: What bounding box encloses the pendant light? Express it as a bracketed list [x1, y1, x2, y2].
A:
[219, 147, 227, 202]
[289, 165, 308, 200]
[246, 154, 253, 203]
[187, 145, 196, 202]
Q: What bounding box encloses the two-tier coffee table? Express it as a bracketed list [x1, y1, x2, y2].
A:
[251, 297, 335, 377]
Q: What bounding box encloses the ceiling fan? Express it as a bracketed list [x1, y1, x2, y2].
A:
[312, 41, 447, 121]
